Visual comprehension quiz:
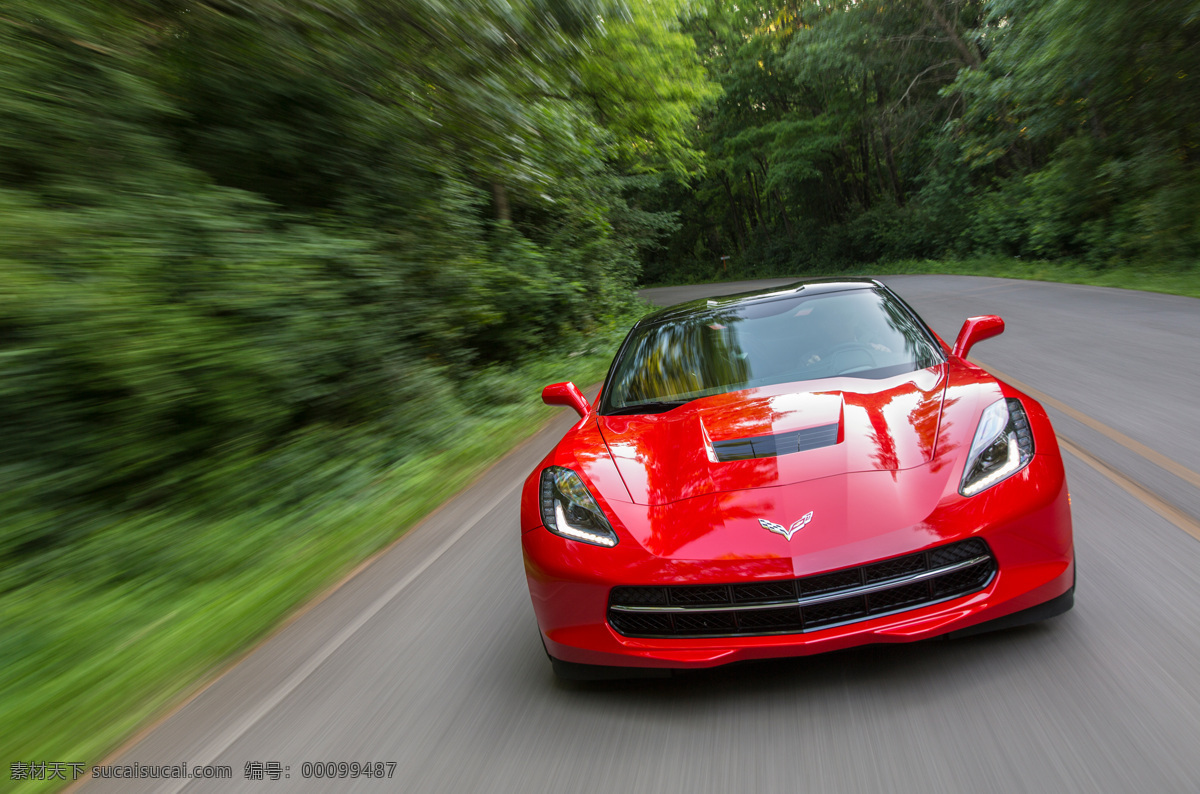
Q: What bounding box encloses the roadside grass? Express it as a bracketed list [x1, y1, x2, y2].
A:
[0, 316, 640, 793]
[645, 256, 1200, 300]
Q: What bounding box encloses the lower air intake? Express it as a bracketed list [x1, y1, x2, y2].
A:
[607, 538, 995, 638]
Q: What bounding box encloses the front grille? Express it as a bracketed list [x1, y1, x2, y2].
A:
[669, 585, 730, 605]
[800, 568, 862, 595]
[609, 586, 667, 606]
[607, 538, 996, 638]
[863, 553, 927, 583]
[734, 581, 796, 603]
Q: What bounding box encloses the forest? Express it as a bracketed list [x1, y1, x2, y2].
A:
[1, 0, 1197, 776]
[1, 0, 709, 591]
[642, 0, 1200, 282]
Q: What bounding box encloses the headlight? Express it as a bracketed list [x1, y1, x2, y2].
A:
[539, 466, 619, 547]
[960, 398, 1034, 496]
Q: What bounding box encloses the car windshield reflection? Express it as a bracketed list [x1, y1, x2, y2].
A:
[603, 287, 943, 414]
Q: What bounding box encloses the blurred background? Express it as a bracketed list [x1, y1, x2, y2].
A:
[1, 0, 1196, 782]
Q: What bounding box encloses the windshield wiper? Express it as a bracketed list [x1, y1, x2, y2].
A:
[604, 400, 690, 416]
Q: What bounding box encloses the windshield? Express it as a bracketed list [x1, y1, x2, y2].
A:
[601, 288, 943, 414]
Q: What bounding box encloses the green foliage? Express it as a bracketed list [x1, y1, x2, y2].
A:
[645, 0, 1200, 278]
[576, 0, 718, 176]
[0, 0, 713, 577]
[0, 0, 709, 777]
[949, 0, 1200, 263]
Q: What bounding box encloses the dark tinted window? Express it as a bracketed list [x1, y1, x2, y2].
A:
[602, 288, 942, 414]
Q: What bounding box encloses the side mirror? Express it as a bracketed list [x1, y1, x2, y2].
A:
[542, 382, 590, 419]
[952, 315, 1005, 359]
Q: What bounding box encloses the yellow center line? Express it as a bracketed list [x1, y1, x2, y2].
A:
[965, 358, 1200, 542]
[1057, 435, 1200, 543]
[969, 358, 1200, 491]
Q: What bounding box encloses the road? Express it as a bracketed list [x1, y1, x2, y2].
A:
[79, 276, 1200, 794]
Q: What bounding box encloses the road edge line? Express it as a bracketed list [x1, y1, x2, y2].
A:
[67, 398, 588, 793]
[165, 481, 519, 794]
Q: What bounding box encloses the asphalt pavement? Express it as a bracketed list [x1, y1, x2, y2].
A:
[78, 275, 1200, 794]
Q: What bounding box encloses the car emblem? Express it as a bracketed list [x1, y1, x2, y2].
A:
[759, 512, 814, 541]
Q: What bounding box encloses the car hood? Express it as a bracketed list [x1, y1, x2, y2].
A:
[597, 366, 947, 506]
[600, 463, 964, 575]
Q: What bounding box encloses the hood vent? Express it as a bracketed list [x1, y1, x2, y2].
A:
[712, 422, 840, 462]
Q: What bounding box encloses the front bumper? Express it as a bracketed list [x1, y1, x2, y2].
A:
[522, 454, 1073, 670]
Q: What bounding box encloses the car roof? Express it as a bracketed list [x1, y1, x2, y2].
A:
[637, 278, 882, 328]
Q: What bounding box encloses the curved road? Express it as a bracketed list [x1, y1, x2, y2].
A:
[80, 276, 1200, 794]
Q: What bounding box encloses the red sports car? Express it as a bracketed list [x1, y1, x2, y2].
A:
[521, 279, 1074, 679]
